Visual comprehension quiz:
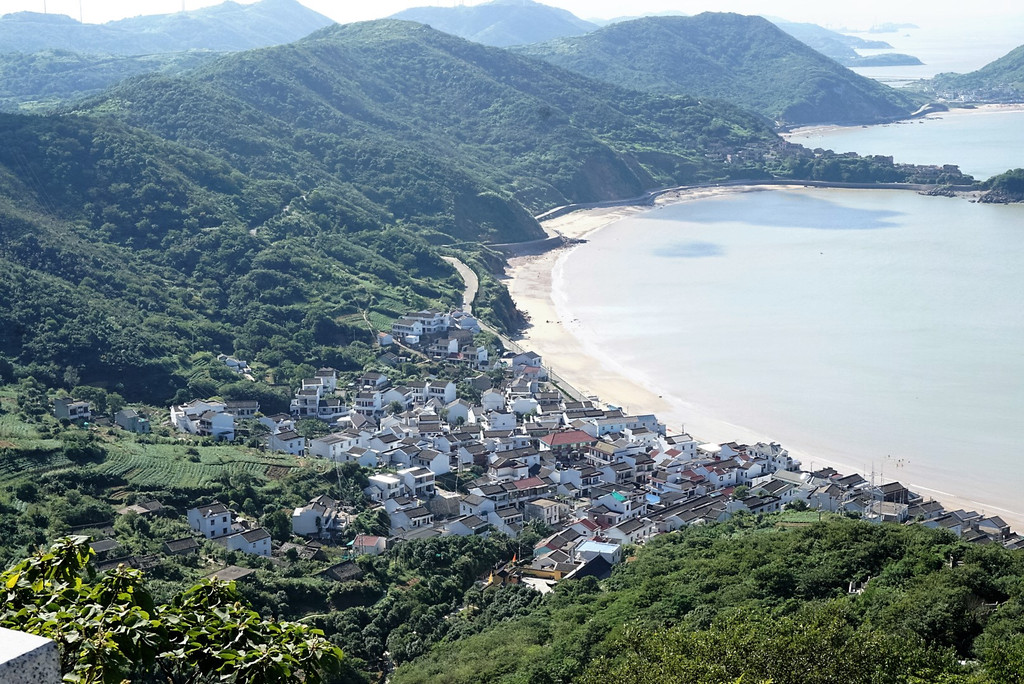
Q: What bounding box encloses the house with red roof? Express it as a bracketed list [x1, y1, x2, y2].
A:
[539, 429, 597, 460]
[353, 534, 387, 556]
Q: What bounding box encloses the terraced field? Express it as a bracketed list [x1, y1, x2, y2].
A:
[96, 442, 298, 491]
[0, 413, 42, 440]
[0, 440, 69, 480]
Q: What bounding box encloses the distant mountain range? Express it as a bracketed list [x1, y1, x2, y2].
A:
[0, 50, 221, 112]
[0, 0, 334, 54]
[517, 13, 923, 126]
[770, 20, 922, 67]
[391, 1, 922, 67]
[392, 0, 596, 47]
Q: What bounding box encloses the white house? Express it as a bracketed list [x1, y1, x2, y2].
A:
[354, 391, 384, 417]
[268, 430, 305, 455]
[198, 411, 236, 440]
[511, 397, 540, 416]
[574, 540, 622, 565]
[352, 534, 387, 556]
[292, 495, 347, 539]
[480, 389, 505, 413]
[309, 431, 368, 461]
[524, 498, 569, 527]
[187, 501, 233, 539]
[171, 399, 227, 435]
[224, 528, 272, 557]
[485, 411, 516, 431]
[366, 473, 403, 501]
[54, 397, 91, 421]
[397, 466, 436, 498]
[604, 517, 655, 545]
[426, 380, 457, 405]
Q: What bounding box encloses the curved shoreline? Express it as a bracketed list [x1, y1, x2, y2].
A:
[506, 184, 1024, 532]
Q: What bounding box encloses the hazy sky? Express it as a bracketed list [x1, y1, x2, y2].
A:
[2, 0, 1021, 29]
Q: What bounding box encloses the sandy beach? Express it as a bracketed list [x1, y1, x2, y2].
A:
[505, 186, 1024, 532]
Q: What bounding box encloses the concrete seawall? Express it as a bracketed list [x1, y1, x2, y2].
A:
[486, 234, 566, 257]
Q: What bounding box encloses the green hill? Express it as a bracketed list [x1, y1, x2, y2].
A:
[74, 19, 785, 215]
[518, 13, 924, 126]
[927, 44, 1024, 102]
[392, 0, 597, 47]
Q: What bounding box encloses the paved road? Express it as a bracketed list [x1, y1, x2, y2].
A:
[442, 256, 478, 315]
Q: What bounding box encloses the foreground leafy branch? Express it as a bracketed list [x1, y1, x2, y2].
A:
[0, 536, 344, 683]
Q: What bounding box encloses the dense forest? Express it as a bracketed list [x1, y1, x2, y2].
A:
[516, 13, 923, 126]
[393, 518, 1024, 683]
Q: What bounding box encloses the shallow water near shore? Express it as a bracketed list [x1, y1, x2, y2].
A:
[553, 187, 1024, 521]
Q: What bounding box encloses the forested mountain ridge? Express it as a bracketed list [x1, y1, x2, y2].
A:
[73, 19, 785, 215]
[0, 0, 334, 55]
[393, 0, 597, 47]
[0, 109, 464, 401]
[518, 13, 924, 126]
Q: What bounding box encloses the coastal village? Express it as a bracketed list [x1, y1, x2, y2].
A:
[57, 305, 1023, 590]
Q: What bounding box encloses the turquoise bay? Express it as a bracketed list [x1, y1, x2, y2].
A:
[554, 188, 1024, 519]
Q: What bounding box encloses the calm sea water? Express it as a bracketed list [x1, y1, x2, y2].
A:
[784, 108, 1024, 181]
[846, 16, 1024, 83]
[554, 188, 1024, 517]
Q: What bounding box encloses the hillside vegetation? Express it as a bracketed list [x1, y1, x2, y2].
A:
[393, 518, 1024, 683]
[518, 13, 924, 126]
[927, 44, 1024, 102]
